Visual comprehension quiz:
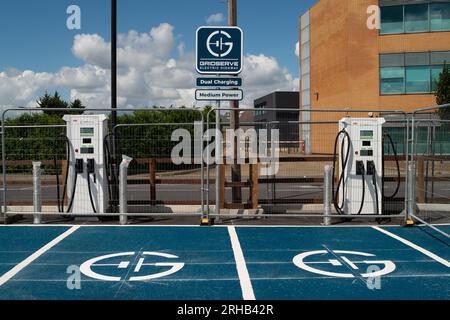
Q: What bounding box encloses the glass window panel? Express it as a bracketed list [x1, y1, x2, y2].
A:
[430, 3, 450, 31]
[431, 51, 450, 65]
[301, 42, 310, 60]
[302, 74, 310, 90]
[380, 53, 405, 67]
[380, 67, 405, 94]
[302, 90, 310, 106]
[405, 4, 429, 33]
[301, 27, 309, 44]
[405, 52, 429, 66]
[381, 5, 404, 34]
[431, 65, 444, 92]
[406, 66, 430, 93]
[301, 58, 310, 76]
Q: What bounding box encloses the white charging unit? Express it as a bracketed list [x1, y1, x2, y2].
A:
[63, 114, 108, 214]
[338, 117, 385, 215]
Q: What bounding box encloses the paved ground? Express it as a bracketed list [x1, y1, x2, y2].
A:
[0, 224, 448, 300]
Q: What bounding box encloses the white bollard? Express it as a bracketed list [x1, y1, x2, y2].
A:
[33, 161, 42, 224]
[119, 155, 133, 225]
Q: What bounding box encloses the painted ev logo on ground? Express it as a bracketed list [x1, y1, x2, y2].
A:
[207, 30, 233, 58]
[292, 250, 396, 278]
[79, 252, 184, 282]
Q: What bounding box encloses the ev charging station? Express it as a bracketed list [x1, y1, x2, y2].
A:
[335, 117, 386, 215]
[63, 115, 109, 214]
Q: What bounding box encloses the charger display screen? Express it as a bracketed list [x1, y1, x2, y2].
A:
[360, 130, 373, 139]
[80, 128, 94, 137]
[80, 147, 94, 154]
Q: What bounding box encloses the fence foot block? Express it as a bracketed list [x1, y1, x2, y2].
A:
[200, 217, 214, 226]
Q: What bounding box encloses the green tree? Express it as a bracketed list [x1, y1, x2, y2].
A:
[36, 91, 85, 117]
[435, 62, 450, 120]
[37, 91, 68, 117]
[68, 98, 86, 115]
[69, 98, 85, 109]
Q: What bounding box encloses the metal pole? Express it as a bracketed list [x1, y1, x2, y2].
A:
[111, 0, 117, 127]
[119, 155, 132, 225]
[323, 165, 332, 226]
[215, 105, 222, 222]
[206, 115, 211, 218]
[228, 0, 242, 204]
[405, 114, 411, 220]
[1, 112, 7, 222]
[33, 161, 42, 224]
[199, 119, 205, 216]
[111, 0, 119, 213]
[407, 161, 416, 222]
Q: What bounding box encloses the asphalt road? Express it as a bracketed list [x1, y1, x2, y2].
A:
[0, 182, 410, 204]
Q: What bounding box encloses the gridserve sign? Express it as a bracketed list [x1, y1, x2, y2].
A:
[196, 26, 243, 75]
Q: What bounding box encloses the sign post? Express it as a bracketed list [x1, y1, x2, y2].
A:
[196, 26, 244, 225]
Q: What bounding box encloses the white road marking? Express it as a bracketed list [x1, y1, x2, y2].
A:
[0, 226, 80, 287]
[134, 258, 144, 272]
[372, 226, 450, 268]
[227, 226, 255, 300]
[1, 224, 449, 229]
[341, 256, 359, 270]
[329, 259, 342, 266]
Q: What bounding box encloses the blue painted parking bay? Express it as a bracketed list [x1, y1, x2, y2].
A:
[0, 225, 448, 300]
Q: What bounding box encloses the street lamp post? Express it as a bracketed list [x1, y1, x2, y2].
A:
[111, 0, 117, 127]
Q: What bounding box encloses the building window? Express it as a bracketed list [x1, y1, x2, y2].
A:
[431, 65, 444, 91]
[380, 51, 450, 95]
[404, 4, 429, 33]
[380, 1, 450, 35]
[406, 66, 430, 93]
[430, 3, 450, 31]
[380, 5, 404, 34]
[380, 67, 405, 94]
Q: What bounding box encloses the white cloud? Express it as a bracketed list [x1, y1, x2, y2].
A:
[295, 41, 299, 58]
[0, 70, 55, 106]
[240, 54, 298, 107]
[72, 34, 110, 69]
[206, 13, 225, 25]
[0, 23, 298, 110]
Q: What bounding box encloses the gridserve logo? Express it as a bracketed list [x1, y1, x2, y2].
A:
[196, 26, 243, 74]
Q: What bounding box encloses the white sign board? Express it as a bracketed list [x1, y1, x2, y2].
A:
[195, 89, 243, 101]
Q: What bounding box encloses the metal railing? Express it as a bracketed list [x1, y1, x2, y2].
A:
[203, 107, 409, 223]
[1, 107, 206, 222]
[1, 104, 449, 227]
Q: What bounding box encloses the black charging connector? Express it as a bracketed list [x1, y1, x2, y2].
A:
[75, 159, 84, 173]
[87, 158, 96, 183]
[87, 159, 95, 173]
[356, 161, 365, 175]
[366, 161, 376, 176]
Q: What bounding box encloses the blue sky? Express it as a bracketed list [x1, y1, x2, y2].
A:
[0, 0, 316, 73]
[0, 0, 318, 109]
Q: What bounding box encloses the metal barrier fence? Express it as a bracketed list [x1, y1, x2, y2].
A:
[1, 107, 206, 222]
[1, 104, 449, 225]
[204, 107, 409, 222]
[411, 103, 450, 226]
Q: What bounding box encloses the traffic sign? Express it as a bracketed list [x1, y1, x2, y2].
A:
[196, 26, 243, 75]
[196, 77, 242, 87]
[195, 89, 243, 101]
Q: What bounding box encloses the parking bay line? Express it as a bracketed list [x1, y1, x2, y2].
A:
[0, 226, 80, 287]
[372, 226, 450, 268]
[227, 226, 255, 300]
